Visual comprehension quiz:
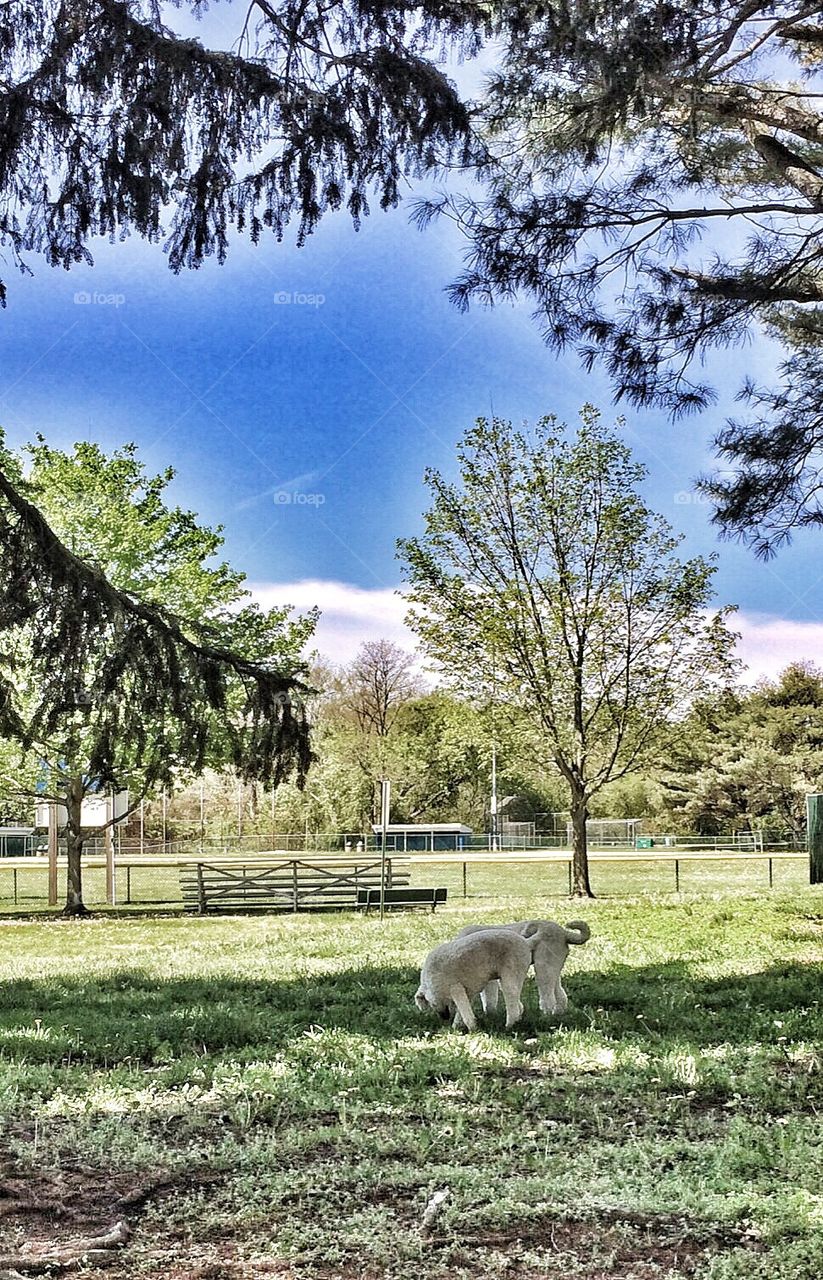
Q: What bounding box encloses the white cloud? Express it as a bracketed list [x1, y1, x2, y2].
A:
[235, 471, 321, 511]
[735, 611, 823, 684]
[250, 578, 414, 665]
[251, 581, 823, 683]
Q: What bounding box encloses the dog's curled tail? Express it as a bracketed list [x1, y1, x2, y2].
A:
[563, 921, 591, 945]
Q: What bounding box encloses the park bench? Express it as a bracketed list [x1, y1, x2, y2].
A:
[179, 856, 410, 914]
[357, 885, 447, 913]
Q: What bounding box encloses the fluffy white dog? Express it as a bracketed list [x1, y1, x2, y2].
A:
[458, 919, 591, 1016]
[415, 928, 542, 1031]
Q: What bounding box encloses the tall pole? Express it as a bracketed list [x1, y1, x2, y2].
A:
[490, 744, 499, 851]
[48, 801, 58, 907]
[490, 649, 499, 852]
[807, 793, 823, 883]
[380, 779, 391, 921]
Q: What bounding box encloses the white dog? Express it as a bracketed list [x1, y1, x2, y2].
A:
[415, 928, 542, 1031]
[458, 919, 590, 1016]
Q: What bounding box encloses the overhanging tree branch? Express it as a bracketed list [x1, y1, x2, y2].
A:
[0, 462, 313, 790]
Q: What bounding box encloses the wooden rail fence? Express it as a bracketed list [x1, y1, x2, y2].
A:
[178, 856, 409, 914]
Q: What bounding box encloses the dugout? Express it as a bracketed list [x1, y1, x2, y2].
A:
[0, 827, 38, 857]
[372, 822, 472, 852]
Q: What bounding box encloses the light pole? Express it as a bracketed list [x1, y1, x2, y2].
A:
[490, 744, 499, 851]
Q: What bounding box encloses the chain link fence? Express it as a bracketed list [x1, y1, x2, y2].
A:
[0, 832, 810, 912]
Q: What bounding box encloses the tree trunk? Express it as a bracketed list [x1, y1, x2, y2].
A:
[570, 794, 595, 898]
[63, 776, 90, 917]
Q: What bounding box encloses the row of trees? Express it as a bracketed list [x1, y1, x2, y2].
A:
[2, 407, 819, 904]
[117, 643, 823, 851]
[1, 407, 743, 904]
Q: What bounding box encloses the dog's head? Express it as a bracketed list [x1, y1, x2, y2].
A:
[415, 990, 451, 1020]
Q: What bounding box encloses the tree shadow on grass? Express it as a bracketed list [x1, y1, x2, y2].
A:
[0, 956, 819, 1068]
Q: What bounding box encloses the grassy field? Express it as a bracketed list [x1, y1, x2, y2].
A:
[0, 888, 821, 1280]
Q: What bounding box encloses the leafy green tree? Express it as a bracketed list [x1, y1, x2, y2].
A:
[0, 436, 315, 913]
[399, 406, 738, 895]
[337, 639, 422, 820]
[270, 679, 499, 835]
[661, 663, 823, 838]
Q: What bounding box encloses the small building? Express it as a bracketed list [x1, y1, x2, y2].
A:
[372, 822, 472, 852]
[0, 827, 38, 858]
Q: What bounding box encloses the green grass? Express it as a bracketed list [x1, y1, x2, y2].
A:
[0, 889, 821, 1279]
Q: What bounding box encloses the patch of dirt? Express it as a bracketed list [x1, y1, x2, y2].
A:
[427, 1207, 764, 1278]
[0, 1160, 220, 1276]
[131, 1244, 295, 1279]
[0, 1160, 765, 1280]
[498, 1066, 548, 1082]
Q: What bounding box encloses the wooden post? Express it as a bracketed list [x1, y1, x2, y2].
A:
[48, 802, 58, 907]
[105, 796, 115, 906]
[567, 860, 572, 896]
[675, 859, 680, 893]
[197, 863, 206, 915]
[462, 861, 467, 898]
[768, 857, 774, 889]
[293, 860, 299, 913]
[379, 780, 391, 921]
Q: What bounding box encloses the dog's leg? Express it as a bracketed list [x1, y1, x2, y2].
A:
[534, 964, 555, 1014]
[552, 979, 569, 1015]
[499, 968, 526, 1029]
[532, 943, 556, 1014]
[449, 984, 477, 1032]
[480, 979, 500, 1015]
[533, 940, 568, 1015]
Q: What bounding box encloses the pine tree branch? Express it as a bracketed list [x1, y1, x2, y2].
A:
[750, 130, 823, 208]
[781, 21, 823, 47]
[0, 463, 313, 789]
[669, 265, 823, 303]
[695, 84, 823, 146]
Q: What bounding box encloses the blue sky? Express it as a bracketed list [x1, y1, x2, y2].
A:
[1, 9, 822, 676]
